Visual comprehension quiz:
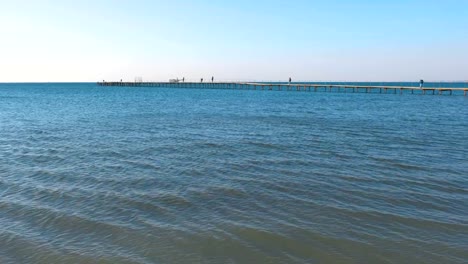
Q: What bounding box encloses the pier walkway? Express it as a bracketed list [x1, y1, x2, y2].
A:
[97, 82, 468, 96]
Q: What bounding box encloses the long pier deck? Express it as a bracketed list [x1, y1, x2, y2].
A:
[97, 82, 468, 96]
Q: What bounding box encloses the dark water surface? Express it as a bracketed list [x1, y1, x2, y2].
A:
[1, 83, 467, 263]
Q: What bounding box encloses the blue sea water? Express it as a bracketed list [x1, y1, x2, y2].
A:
[0, 83, 467, 263]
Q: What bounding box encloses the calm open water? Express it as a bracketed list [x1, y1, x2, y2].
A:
[0, 83, 467, 264]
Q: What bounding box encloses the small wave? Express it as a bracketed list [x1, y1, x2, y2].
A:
[155, 193, 192, 208]
[190, 185, 248, 199]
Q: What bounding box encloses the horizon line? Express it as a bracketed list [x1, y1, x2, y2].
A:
[1, 80, 468, 84]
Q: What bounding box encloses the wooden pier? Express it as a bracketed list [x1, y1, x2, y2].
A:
[97, 82, 468, 96]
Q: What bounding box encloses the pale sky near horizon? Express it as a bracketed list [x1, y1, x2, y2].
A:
[0, 0, 467, 82]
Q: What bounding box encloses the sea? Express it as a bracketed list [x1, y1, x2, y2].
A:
[0, 82, 467, 263]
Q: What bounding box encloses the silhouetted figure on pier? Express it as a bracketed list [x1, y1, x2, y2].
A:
[212, 76, 214, 83]
[201, 78, 203, 83]
[289, 77, 291, 85]
[420, 79, 424, 88]
[182, 77, 185, 82]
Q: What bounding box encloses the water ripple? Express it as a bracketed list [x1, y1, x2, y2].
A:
[0, 83, 467, 263]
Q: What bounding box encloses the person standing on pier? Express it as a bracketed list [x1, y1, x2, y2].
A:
[201, 78, 203, 83]
[212, 76, 214, 83]
[420, 79, 424, 88]
[289, 77, 292, 85]
[182, 77, 185, 82]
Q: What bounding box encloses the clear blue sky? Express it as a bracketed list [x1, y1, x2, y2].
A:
[1, 0, 467, 82]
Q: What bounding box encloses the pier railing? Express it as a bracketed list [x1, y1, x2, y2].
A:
[97, 82, 468, 96]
